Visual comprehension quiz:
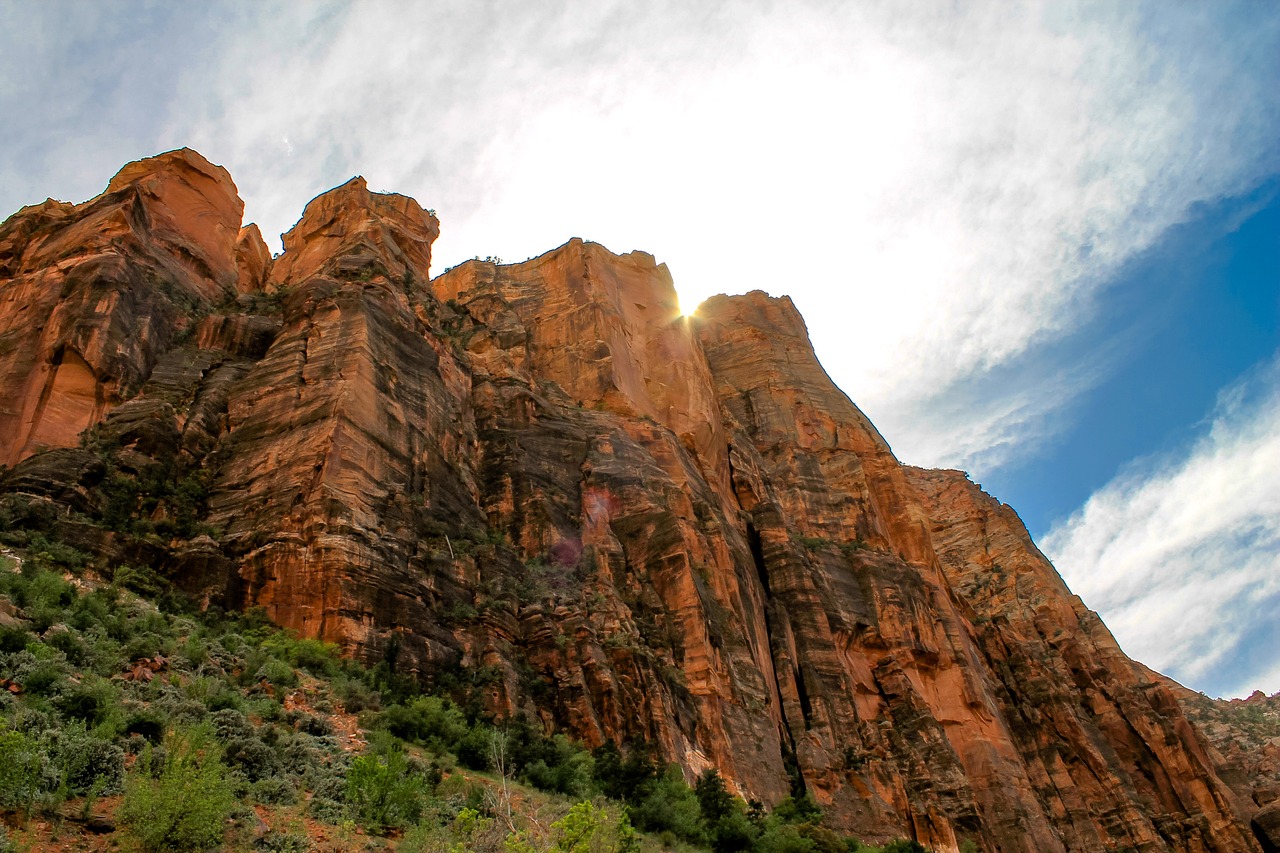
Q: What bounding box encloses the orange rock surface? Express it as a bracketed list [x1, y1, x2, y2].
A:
[0, 150, 1267, 852]
[0, 149, 248, 466]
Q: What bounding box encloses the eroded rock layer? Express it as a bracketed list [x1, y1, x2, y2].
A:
[0, 150, 1264, 852]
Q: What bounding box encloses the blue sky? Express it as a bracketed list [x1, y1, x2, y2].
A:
[990, 181, 1280, 536]
[1, 1, 1278, 698]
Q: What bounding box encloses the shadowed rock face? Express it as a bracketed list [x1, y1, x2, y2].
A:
[0, 150, 1265, 852]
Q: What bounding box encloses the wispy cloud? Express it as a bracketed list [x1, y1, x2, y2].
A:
[1042, 356, 1280, 698]
[1, 1, 1278, 474]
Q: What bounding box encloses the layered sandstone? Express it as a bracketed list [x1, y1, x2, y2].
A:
[0, 150, 1267, 852]
[0, 148, 247, 466]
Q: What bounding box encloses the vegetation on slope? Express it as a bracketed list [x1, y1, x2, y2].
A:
[0, 536, 932, 853]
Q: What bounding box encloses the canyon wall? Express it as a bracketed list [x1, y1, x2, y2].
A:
[0, 149, 1264, 852]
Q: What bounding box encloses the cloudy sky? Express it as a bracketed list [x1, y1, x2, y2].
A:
[2, 0, 1278, 698]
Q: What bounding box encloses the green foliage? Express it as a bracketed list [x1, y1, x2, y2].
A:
[592, 741, 658, 802]
[377, 694, 468, 752]
[49, 720, 125, 796]
[0, 538, 880, 853]
[552, 800, 640, 853]
[696, 769, 735, 823]
[346, 733, 427, 831]
[118, 726, 236, 852]
[253, 657, 299, 689]
[754, 824, 817, 853]
[710, 809, 757, 853]
[262, 631, 341, 677]
[0, 726, 42, 814]
[771, 794, 823, 825]
[455, 721, 496, 771]
[223, 735, 282, 782]
[630, 764, 706, 845]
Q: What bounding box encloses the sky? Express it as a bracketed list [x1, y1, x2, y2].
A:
[1, 0, 1277, 698]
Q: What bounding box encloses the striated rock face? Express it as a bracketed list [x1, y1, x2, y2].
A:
[0, 148, 248, 466]
[905, 469, 1256, 851]
[1159, 681, 1280, 850]
[0, 150, 1266, 852]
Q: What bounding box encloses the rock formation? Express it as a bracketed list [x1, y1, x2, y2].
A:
[0, 149, 1268, 852]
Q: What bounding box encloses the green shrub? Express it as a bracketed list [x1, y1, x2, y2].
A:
[0, 726, 43, 814]
[7, 647, 71, 696]
[631, 764, 706, 844]
[346, 735, 425, 832]
[254, 658, 298, 689]
[551, 800, 640, 853]
[125, 709, 168, 744]
[0, 626, 29, 654]
[262, 632, 341, 677]
[223, 735, 281, 782]
[51, 722, 125, 795]
[53, 677, 117, 726]
[377, 695, 468, 752]
[709, 809, 758, 853]
[756, 824, 818, 853]
[255, 830, 309, 853]
[118, 726, 236, 852]
[592, 741, 658, 802]
[209, 707, 253, 742]
[521, 735, 594, 798]
[250, 775, 297, 805]
[455, 722, 495, 771]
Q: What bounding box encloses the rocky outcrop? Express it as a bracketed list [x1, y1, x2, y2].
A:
[906, 468, 1256, 851]
[0, 148, 248, 467]
[1158, 679, 1280, 851]
[0, 150, 1266, 852]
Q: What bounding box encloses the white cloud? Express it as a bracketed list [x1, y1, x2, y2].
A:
[1042, 356, 1280, 698]
[1, 1, 1278, 473]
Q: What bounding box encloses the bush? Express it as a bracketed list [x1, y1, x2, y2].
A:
[118, 726, 236, 852]
[262, 632, 341, 677]
[455, 722, 494, 771]
[223, 735, 281, 782]
[0, 626, 29, 654]
[124, 709, 169, 745]
[250, 775, 297, 805]
[710, 810, 757, 853]
[631, 764, 706, 844]
[209, 708, 253, 742]
[551, 800, 639, 853]
[52, 723, 125, 796]
[53, 678, 116, 726]
[0, 726, 42, 814]
[346, 735, 426, 832]
[253, 658, 298, 689]
[521, 736, 594, 798]
[592, 741, 658, 802]
[377, 695, 467, 751]
[756, 824, 817, 853]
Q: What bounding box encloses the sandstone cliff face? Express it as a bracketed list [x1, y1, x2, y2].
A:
[0, 149, 248, 467]
[0, 150, 1266, 852]
[1156, 678, 1280, 851]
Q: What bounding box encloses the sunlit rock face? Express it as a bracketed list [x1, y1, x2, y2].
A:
[0, 149, 248, 466]
[0, 150, 1263, 853]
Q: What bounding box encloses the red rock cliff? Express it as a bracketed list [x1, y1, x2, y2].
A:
[0, 151, 1264, 852]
